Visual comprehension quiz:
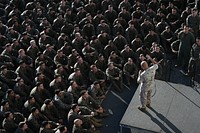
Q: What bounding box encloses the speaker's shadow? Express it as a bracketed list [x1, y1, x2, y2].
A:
[143, 107, 182, 133]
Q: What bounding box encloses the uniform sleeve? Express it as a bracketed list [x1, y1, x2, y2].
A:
[153, 64, 158, 70]
[137, 72, 144, 83]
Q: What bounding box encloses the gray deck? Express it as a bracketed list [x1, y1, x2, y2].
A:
[120, 80, 200, 133]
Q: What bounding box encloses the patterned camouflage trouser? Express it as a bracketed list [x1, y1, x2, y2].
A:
[139, 89, 152, 108]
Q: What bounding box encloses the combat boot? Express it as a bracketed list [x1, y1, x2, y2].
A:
[146, 104, 151, 108]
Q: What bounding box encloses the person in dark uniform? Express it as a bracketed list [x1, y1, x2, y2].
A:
[89, 64, 107, 91]
[68, 68, 88, 89]
[30, 82, 51, 107]
[187, 37, 200, 76]
[0, 65, 17, 89]
[27, 107, 47, 133]
[54, 49, 69, 71]
[15, 121, 33, 133]
[87, 81, 106, 104]
[68, 104, 102, 132]
[40, 99, 63, 123]
[82, 42, 98, 65]
[2, 111, 18, 133]
[123, 58, 138, 86]
[49, 74, 68, 96]
[106, 62, 123, 92]
[175, 25, 195, 73]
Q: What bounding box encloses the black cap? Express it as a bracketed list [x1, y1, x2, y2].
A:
[40, 31, 45, 35]
[107, 61, 113, 66]
[72, 49, 76, 52]
[6, 89, 13, 94]
[42, 121, 51, 127]
[8, 27, 13, 31]
[5, 43, 11, 47]
[56, 64, 62, 68]
[0, 65, 7, 70]
[60, 33, 66, 37]
[28, 96, 34, 100]
[80, 90, 87, 96]
[110, 51, 116, 55]
[66, 8, 72, 11]
[84, 42, 89, 46]
[93, 81, 99, 85]
[36, 72, 42, 76]
[37, 52, 42, 56]
[39, 61, 45, 66]
[18, 121, 26, 128]
[44, 99, 51, 105]
[192, 8, 197, 11]
[54, 74, 61, 79]
[69, 80, 75, 85]
[136, 7, 141, 10]
[4, 111, 11, 118]
[36, 82, 42, 87]
[74, 67, 80, 72]
[19, 60, 25, 65]
[46, 44, 52, 48]
[1, 100, 8, 106]
[78, 7, 83, 11]
[86, 13, 91, 17]
[71, 103, 78, 110]
[54, 89, 61, 94]
[31, 107, 37, 113]
[16, 77, 22, 82]
[57, 49, 63, 53]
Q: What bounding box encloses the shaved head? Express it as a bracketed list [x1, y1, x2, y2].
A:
[141, 61, 148, 70]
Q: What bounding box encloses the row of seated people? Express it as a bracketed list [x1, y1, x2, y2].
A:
[0, 40, 166, 94]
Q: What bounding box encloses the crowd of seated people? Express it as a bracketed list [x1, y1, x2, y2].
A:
[0, 0, 199, 132]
